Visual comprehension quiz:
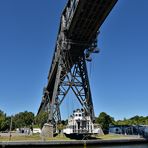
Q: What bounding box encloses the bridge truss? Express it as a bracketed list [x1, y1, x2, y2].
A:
[38, 0, 118, 128]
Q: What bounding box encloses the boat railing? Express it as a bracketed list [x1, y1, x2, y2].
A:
[73, 129, 90, 134]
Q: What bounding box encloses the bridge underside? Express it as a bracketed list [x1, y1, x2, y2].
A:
[38, 0, 118, 126]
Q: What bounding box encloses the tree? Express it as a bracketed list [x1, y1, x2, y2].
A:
[1, 116, 15, 131]
[0, 110, 6, 131]
[13, 111, 34, 128]
[35, 112, 48, 128]
[96, 112, 115, 134]
[57, 120, 68, 132]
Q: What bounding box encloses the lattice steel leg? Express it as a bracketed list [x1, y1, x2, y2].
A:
[49, 51, 95, 127]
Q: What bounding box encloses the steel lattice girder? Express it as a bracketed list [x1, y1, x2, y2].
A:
[49, 50, 95, 125]
[37, 0, 118, 129]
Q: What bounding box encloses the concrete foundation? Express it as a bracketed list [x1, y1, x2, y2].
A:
[40, 123, 53, 139]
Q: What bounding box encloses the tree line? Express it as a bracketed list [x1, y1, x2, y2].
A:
[96, 112, 148, 133]
[0, 109, 148, 133]
[0, 110, 48, 131]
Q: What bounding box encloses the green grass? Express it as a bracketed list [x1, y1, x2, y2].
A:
[0, 134, 137, 142]
[0, 134, 41, 142]
[97, 134, 138, 140]
[0, 133, 71, 142]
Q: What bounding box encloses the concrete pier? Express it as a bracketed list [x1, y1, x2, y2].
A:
[41, 123, 53, 138]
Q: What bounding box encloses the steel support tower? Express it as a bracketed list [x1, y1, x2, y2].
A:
[38, 0, 118, 129]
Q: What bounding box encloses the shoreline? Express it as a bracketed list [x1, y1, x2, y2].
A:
[0, 138, 148, 147]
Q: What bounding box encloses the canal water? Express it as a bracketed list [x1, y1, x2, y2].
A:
[1, 144, 148, 148]
[61, 144, 148, 148]
[45, 144, 148, 148]
[88, 144, 148, 148]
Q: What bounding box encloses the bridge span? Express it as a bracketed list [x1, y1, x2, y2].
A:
[38, 0, 118, 128]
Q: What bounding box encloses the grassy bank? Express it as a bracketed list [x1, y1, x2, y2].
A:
[97, 134, 139, 140]
[0, 134, 139, 142]
[0, 133, 71, 142]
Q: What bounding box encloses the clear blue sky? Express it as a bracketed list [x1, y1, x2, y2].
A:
[0, 0, 148, 120]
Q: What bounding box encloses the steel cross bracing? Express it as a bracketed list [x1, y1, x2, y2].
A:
[37, 0, 118, 128]
[48, 26, 96, 124]
[49, 51, 95, 124]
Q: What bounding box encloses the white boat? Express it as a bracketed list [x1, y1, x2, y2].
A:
[63, 109, 103, 139]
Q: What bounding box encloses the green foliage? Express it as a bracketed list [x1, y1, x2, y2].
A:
[96, 112, 115, 134]
[57, 123, 65, 131]
[116, 115, 148, 125]
[96, 113, 148, 131]
[0, 111, 15, 131]
[33, 124, 40, 128]
[56, 120, 68, 131]
[13, 111, 35, 128]
[0, 110, 6, 130]
[0, 110, 34, 131]
[1, 108, 148, 133]
[1, 116, 15, 131]
[35, 111, 48, 128]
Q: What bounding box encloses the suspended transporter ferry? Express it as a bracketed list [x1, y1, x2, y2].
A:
[63, 109, 103, 139]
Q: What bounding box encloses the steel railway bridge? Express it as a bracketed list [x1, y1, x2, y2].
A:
[38, 0, 118, 127]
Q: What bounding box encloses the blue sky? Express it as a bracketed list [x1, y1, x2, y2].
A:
[0, 0, 148, 120]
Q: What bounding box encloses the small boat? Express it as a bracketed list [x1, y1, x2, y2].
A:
[63, 109, 103, 139]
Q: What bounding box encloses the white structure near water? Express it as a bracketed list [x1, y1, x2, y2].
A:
[63, 109, 103, 138]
